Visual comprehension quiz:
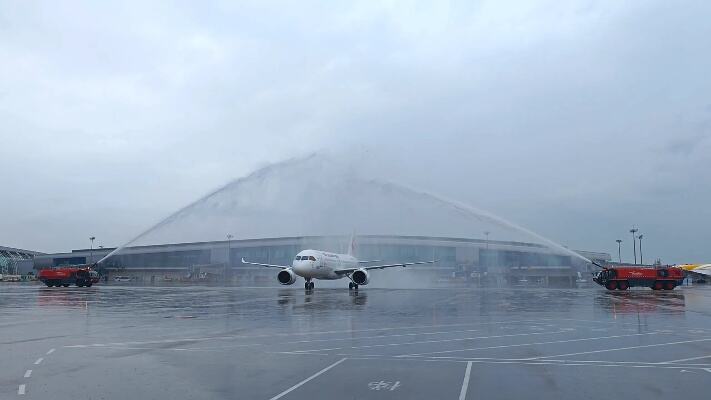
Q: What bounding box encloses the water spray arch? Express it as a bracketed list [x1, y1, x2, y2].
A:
[99, 155, 591, 271]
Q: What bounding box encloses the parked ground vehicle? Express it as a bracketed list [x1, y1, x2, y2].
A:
[593, 266, 684, 290]
[38, 266, 99, 287]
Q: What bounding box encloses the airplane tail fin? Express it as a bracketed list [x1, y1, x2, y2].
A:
[348, 231, 356, 256]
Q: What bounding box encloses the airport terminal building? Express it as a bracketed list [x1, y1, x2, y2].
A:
[1, 245, 43, 276]
[33, 235, 610, 287]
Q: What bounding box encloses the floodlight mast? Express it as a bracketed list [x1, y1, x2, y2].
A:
[630, 227, 638, 264]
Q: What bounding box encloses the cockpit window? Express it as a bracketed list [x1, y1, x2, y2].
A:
[309, 256, 316, 261]
[295, 256, 301, 260]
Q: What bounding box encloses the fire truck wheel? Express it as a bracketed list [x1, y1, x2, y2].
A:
[606, 281, 617, 290]
[62, 284, 70, 287]
[617, 281, 629, 290]
[652, 281, 663, 290]
[663, 282, 675, 290]
[86, 282, 93, 287]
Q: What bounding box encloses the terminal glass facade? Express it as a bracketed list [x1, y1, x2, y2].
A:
[35, 236, 608, 287]
[0, 248, 35, 275]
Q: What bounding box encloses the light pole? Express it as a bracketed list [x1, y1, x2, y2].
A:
[615, 239, 622, 263]
[629, 227, 638, 264]
[638, 234, 644, 265]
[226, 234, 234, 281]
[89, 236, 96, 265]
[484, 231, 490, 250]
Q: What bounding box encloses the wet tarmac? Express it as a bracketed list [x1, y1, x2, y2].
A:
[2, 283, 711, 399]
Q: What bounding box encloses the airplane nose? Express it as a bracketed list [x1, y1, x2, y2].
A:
[293, 263, 309, 275]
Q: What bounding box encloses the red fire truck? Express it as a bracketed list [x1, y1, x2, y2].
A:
[593, 266, 684, 290]
[38, 266, 100, 287]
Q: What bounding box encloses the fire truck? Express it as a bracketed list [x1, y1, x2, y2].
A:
[593, 266, 684, 290]
[38, 266, 99, 287]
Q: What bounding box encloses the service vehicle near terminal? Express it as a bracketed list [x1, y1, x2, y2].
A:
[593, 265, 684, 290]
[38, 266, 99, 287]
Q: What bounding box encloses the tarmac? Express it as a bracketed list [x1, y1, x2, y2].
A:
[2, 283, 711, 399]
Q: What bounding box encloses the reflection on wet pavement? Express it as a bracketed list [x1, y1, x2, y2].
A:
[3, 284, 711, 399]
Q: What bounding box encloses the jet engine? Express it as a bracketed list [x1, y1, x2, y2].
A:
[277, 269, 297, 285]
[352, 269, 370, 285]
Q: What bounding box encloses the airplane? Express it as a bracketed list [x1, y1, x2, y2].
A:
[675, 264, 711, 283]
[241, 235, 437, 290]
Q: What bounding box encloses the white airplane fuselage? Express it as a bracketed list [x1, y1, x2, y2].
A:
[291, 249, 357, 280]
[241, 241, 435, 289]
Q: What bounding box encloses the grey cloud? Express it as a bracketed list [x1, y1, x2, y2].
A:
[1, 0, 710, 264]
[664, 132, 709, 156]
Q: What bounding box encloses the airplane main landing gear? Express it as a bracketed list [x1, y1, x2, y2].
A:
[349, 282, 358, 290]
[305, 280, 314, 290]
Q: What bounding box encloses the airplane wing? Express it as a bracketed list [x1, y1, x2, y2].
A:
[335, 260, 437, 274]
[358, 260, 382, 264]
[679, 264, 711, 277]
[241, 258, 290, 269]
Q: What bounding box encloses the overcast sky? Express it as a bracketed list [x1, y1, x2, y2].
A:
[1, 0, 710, 263]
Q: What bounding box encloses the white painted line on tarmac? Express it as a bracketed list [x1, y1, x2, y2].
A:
[62, 320, 551, 349]
[18, 384, 26, 395]
[274, 350, 338, 356]
[398, 332, 661, 357]
[196, 329, 481, 351]
[342, 355, 711, 369]
[24, 370, 32, 378]
[34, 357, 43, 365]
[523, 359, 711, 367]
[80, 346, 208, 351]
[268, 358, 347, 400]
[86, 329, 486, 353]
[458, 361, 472, 400]
[283, 328, 481, 345]
[0, 319, 47, 328]
[657, 354, 711, 364]
[556, 317, 711, 334]
[525, 337, 711, 360]
[293, 330, 571, 353]
[46, 348, 55, 355]
[340, 355, 711, 371]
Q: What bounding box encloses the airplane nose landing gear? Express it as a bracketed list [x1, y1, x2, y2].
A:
[305, 279, 314, 290]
